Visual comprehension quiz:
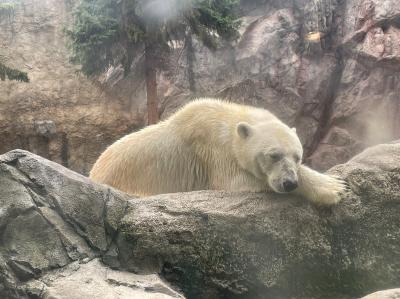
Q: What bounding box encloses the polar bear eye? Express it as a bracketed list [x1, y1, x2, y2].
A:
[269, 152, 283, 162]
[294, 154, 301, 164]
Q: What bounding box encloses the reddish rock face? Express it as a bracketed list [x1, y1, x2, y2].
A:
[162, 0, 400, 171]
[160, 0, 400, 171]
[1, 0, 399, 173]
[323, 0, 400, 170]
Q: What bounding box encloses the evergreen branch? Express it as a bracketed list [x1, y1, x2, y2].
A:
[0, 62, 29, 82]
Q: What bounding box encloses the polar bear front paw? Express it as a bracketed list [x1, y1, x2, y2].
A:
[297, 165, 351, 206]
[312, 175, 349, 206]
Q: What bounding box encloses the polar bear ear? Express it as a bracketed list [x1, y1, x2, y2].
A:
[292, 127, 297, 133]
[237, 122, 253, 139]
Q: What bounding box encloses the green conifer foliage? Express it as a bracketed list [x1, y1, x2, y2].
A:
[66, 0, 240, 124]
[0, 2, 29, 82]
[0, 62, 29, 82]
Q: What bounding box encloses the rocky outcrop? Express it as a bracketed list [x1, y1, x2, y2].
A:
[23, 259, 183, 299]
[1, 142, 400, 299]
[161, 0, 400, 171]
[308, 0, 400, 170]
[0, 150, 183, 299]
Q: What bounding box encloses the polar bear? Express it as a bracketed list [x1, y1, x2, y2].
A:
[90, 99, 346, 205]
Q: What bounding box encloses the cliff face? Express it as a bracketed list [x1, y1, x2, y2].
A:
[0, 0, 145, 174]
[1, 0, 399, 173]
[158, 0, 400, 171]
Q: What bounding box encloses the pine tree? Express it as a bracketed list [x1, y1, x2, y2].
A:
[0, 3, 29, 82]
[66, 0, 240, 124]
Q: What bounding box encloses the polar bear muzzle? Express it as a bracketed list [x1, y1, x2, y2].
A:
[268, 171, 299, 193]
[282, 178, 298, 192]
[266, 158, 299, 193]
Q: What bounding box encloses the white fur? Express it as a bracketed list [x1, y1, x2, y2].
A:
[295, 166, 345, 205]
[90, 98, 345, 205]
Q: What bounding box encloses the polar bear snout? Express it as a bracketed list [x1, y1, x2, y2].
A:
[268, 167, 299, 193]
[283, 179, 298, 192]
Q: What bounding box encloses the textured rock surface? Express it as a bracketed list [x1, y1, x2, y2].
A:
[1, 144, 400, 299]
[1, 0, 400, 173]
[24, 259, 183, 299]
[309, 0, 400, 171]
[0, 0, 144, 175]
[155, 0, 400, 170]
[0, 150, 183, 299]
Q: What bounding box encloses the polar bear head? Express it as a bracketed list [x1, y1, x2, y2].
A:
[234, 121, 303, 193]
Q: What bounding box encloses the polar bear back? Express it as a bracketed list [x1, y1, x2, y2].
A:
[90, 99, 280, 195]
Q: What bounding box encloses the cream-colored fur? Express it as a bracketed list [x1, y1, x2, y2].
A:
[90, 98, 345, 205]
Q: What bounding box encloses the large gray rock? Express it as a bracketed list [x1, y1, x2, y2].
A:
[0, 150, 183, 299]
[1, 145, 400, 299]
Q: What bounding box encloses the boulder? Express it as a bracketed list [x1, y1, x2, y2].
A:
[0, 150, 183, 299]
[1, 143, 400, 298]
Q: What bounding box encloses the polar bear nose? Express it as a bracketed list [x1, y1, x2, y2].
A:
[283, 179, 298, 192]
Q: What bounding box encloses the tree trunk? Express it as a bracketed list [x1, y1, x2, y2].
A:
[185, 30, 196, 92]
[144, 42, 159, 125]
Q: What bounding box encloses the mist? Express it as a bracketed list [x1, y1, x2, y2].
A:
[140, 0, 193, 22]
